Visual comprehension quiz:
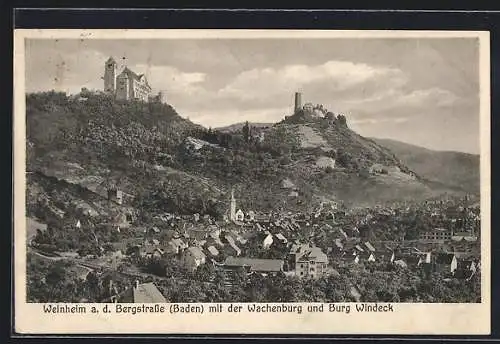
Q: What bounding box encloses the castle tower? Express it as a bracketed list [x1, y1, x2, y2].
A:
[104, 57, 118, 94]
[294, 92, 302, 113]
[230, 188, 237, 222]
[116, 72, 130, 100]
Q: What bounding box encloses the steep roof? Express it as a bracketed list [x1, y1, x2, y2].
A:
[364, 241, 376, 252]
[186, 228, 209, 241]
[133, 283, 166, 303]
[169, 238, 186, 248]
[119, 67, 152, 88]
[120, 282, 166, 303]
[207, 246, 219, 256]
[457, 259, 476, 270]
[296, 246, 328, 264]
[275, 233, 287, 241]
[224, 256, 284, 272]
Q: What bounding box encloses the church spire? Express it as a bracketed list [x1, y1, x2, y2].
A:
[230, 187, 236, 222]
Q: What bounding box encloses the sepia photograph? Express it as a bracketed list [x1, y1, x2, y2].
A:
[13, 29, 491, 334]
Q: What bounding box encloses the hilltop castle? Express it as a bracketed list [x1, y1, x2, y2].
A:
[294, 92, 328, 117]
[286, 92, 347, 126]
[104, 57, 163, 102]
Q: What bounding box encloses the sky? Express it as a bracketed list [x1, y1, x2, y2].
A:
[25, 37, 480, 154]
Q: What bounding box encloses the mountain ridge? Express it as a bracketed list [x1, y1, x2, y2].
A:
[371, 137, 479, 194]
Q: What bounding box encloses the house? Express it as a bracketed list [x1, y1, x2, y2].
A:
[224, 256, 284, 275]
[206, 231, 224, 248]
[255, 223, 266, 232]
[162, 229, 179, 242]
[404, 254, 423, 269]
[349, 285, 362, 302]
[369, 163, 386, 174]
[360, 251, 376, 263]
[280, 178, 296, 189]
[364, 241, 376, 253]
[224, 234, 242, 256]
[254, 213, 271, 223]
[230, 230, 248, 245]
[434, 253, 458, 275]
[246, 210, 256, 222]
[355, 244, 365, 253]
[350, 254, 360, 264]
[289, 244, 329, 279]
[74, 202, 100, 217]
[235, 209, 245, 222]
[393, 259, 408, 268]
[262, 232, 274, 249]
[206, 245, 219, 257]
[149, 226, 161, 236]
[337, 227, 349, 240]
[289, 190, 299, 197]
[166, 238, 187, 254]
[227, 241, 242, 256]
[107, 187, 123, 205]
[184, 228, 209, 244]
[418, 252, 432, 266]
[148, 248, 164, 259]
[332, 239, 344, 255]
[125, 244, 142, 257]
[420, 228, 452, 242]
[111, 212, 131, 229]
[240, 230, 257, 243]
[275, 233, 288, 244]
[139, 244, 159, 259]
[181, 246, 206, 271]
[115, 281, 166, 303]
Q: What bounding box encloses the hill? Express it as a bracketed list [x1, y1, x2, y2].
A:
[26, 91, 468, 225]
[371, 138, 479, 194]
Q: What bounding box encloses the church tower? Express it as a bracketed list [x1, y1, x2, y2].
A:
[230, 188, 237, 222]
[104, 57, 117, 94]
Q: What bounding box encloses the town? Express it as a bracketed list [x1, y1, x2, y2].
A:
[27, 185, 481, 304]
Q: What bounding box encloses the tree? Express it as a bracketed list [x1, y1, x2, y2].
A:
[193, 262, 216, 282]
[45, 263, 66, 289]
[242, 121, 250, 143]
[337, 115, 347, 127]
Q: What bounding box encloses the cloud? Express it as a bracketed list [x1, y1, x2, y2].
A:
[133, 64, 207, 95]
[338, 86, 460, 116]
[218, 60, 407, 101]
[396, 88, 460, 107]
[25, 44, 464, 135]
[25, 46, 109, 94]
[350, 117, 410, 125]
[23, 38, 478, 153]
